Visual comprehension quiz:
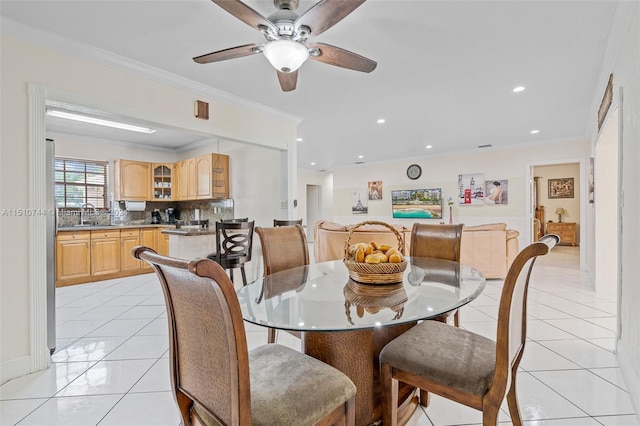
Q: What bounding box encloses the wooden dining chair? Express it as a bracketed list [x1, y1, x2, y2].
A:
[379, 234, 559, 426]
[255, 224, 309, 343]
[410, 223, 464, 326]
[208, 220, 254, 286]
[273, 219, 303, 227]
[133, 246, 356, 426]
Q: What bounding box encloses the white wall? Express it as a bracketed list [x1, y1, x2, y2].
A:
[327, 140, 589, 253]
[0, 34, 297, 379]
[297, 169, 334, 230]
[609, 4, 640, 415]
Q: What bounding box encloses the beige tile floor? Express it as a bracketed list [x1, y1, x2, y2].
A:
[1, 245, 638, 425]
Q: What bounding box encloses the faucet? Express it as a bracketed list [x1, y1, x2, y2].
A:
[80, 203, 96, 225]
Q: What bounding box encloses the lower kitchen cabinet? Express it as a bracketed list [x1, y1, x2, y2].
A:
[56, 231, 91, 281]
[140, 228, 157, 270]
[56, 226, 168, 287]
[121, 229, 142, 272]
[91, 230, 121, 276]
[156, 229, 170, 256]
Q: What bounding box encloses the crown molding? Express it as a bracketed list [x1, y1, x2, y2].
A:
[1, 17, 303, 126]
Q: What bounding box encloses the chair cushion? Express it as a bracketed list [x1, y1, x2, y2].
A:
[249, 344, 356, 426]
[380, 321, 496, 397]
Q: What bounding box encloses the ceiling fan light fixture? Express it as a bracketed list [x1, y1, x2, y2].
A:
[263, 39, 309, 73]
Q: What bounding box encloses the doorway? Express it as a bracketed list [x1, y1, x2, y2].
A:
[594, 107, 619, 311]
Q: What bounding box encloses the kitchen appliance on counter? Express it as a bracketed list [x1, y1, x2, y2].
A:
[166, 208, 178, 224]
[151, 209, 162, 224]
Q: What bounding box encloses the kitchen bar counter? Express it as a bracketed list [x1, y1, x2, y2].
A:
[160, 228, 215, 236]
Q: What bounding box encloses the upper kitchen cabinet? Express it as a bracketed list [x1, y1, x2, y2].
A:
[114, 159, 151, 201]
[152, 163, 173, 200]
[196, 154, 212, 199]
[211, 153, 229, 199]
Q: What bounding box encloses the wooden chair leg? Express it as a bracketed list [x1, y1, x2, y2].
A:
[482, 406, 499, 426]
[345, 395, 355, 426]
[228, 268, 235, 284]
[419, 389, 431, 407]
[381, 363, 399, 426]
[454, 310, 460, 327]
[267, 328, 277, 344]
[506, 367, 523, 426]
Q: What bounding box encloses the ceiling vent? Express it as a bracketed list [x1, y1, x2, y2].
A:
[478, 144, 492, 148]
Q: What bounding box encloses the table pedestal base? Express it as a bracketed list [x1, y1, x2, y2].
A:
[302, 322, 418, 426]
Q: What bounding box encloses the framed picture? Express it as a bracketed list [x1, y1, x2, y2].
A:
[548, 178, 574, 199]
[485, 179, 509, 205]
[391, 188, 442, 219]
[368, 180, 382, 200]
[458, 173, 484, 206]
[352, 190, 368, 214]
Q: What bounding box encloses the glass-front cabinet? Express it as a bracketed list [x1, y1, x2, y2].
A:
[152, 163, 173, 200]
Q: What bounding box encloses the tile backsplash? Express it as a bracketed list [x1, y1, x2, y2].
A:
[58, 199, 234, 227]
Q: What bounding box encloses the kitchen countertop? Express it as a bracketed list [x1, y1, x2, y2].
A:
[161, 228, 215, 236]
[57, 224, 175, 232]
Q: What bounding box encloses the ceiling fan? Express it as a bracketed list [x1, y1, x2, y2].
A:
[193, 0, 377, 91]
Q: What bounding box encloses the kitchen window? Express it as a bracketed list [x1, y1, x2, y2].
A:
[55, 157, 108, 208]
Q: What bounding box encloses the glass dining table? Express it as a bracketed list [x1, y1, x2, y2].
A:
[237, 257, 486, 426]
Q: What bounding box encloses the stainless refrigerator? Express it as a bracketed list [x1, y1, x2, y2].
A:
[46, 138, 56, 354]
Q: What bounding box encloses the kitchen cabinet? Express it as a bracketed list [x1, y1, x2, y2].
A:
[56, 226, 170, 286]
[115, 159, 151, 200]
[152, 163, 173, 200]
[196, 154, 212, 199]
[91, 229, 121, 276]
[156, 228, 170, 256]
[120, 229, 141, 272]
[56, 231, 91, 282]
[211, 153, 229, 199]
[140, 228, 157, 270]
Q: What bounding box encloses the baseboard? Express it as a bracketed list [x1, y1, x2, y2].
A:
[0, 355, 31, 384]
[617, 341, 640, 422]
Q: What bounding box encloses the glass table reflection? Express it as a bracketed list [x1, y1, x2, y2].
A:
[237, 258, 485, 426]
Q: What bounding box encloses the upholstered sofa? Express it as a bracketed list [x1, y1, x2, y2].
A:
[313, 220, 519, 279]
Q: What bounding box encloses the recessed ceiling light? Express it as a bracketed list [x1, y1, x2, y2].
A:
[46, 110, 156, 133]
[377, 118, 385, 124]
[513, 86, 526, 93]
[530, 129, 540, 134]
[426, 145, 433, 149]
[358, 155, 364, 159]
[310, 162, 316, 166]
[296, 137, 303, 142]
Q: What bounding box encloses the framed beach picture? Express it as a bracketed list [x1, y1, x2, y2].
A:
[548, 178, 574, 199]
[485, 179, 509, 205]
[458, 173, 484, 206]
[391, 188, 442, 219]
[352, 190, 368, 214]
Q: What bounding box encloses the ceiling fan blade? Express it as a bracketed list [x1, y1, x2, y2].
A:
[277, 70, 298, 92]
[193, 44, 260, 64]
[295, 0, 366, 37]
[308, 42, 377, 73]
[211, 0, 278, 34]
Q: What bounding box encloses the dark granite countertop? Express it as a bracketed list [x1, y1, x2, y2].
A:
[161, 228, 215, 236]
[57, 224, 175, 232]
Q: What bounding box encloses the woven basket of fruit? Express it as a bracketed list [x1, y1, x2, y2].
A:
[343, 221, 407, 284]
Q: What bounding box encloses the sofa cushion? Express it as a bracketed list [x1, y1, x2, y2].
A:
[318, 220, 348, 231]
[463, 223, 506, 232]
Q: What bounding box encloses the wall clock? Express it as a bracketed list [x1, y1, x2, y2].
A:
[407, 164, 422, 180]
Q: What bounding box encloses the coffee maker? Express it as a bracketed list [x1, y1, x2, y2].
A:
[151, 209, 161, 224]
[165, 208, 177, 224]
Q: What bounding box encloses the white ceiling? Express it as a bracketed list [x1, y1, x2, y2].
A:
[0, 0, 620, 170]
